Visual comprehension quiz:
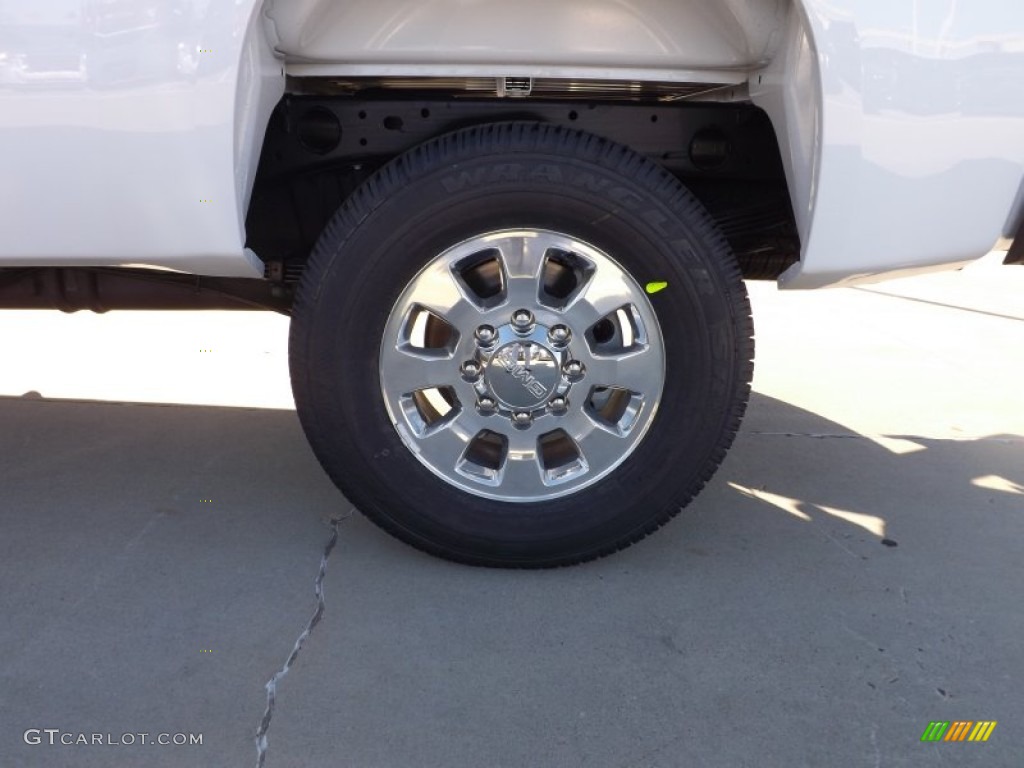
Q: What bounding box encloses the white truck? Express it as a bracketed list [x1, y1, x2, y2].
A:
[1, 1, 1021, 566]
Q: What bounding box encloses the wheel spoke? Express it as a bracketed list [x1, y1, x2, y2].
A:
[562, 266, 635, 330]
[405, 259, 487, 329]
[415, 409, 482, 474]
[504, 426, 539, 457]
[576, 347, 662, 396]
[499, 449, 544, 492]
[496, 233, 548, 280]
[496, 428, 543, 492]
[496, 234, 546, 307]
[563, 411, 630, 475]
[386, 349, 457, 396]
[504, 274, 541, 309]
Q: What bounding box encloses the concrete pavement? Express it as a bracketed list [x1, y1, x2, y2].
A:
[1, 256, 1021, 767]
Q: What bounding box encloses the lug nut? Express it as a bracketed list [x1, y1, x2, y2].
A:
[511, 411, 533, 428]
[548, 396, 568, 414]
[478, 395, 497, 413]
[548, 325, 571, 346]
[563, 360, 585, 381]
[461, 360, 482, 380]
[475, 325, 497, 346]
[511, 309, 534, 333]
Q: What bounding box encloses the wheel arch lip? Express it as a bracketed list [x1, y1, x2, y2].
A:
[267, 0, 784, 75]
[0, 0, 283, 277]
[760, 0, 1024, 288]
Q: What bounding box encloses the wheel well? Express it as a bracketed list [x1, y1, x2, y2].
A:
[245, 81, 800, 287]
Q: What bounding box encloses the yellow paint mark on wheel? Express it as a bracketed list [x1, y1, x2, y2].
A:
[645, 281, 668, 294]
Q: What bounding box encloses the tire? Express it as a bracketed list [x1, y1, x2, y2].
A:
[289, 122, 753, 567]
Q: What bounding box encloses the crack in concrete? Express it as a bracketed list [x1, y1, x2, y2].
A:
[747, 431, 1023, 443]
[852, 286, 1024, 322]
[255, 512, 352, 768]
[748, 431, 863, 439]
[820, 528, 860, 559]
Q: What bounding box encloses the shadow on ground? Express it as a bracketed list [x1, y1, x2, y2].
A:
[0, 392, 1021, 768]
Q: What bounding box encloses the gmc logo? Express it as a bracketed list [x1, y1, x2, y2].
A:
[493, 346, 548, 399]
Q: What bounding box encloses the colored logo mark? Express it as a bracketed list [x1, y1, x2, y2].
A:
[921, 721, 997, 742]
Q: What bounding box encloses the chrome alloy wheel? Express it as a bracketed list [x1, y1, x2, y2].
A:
[379, 230, 666, 502]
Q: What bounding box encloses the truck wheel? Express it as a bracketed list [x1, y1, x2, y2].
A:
[289, 122, 753, 567]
